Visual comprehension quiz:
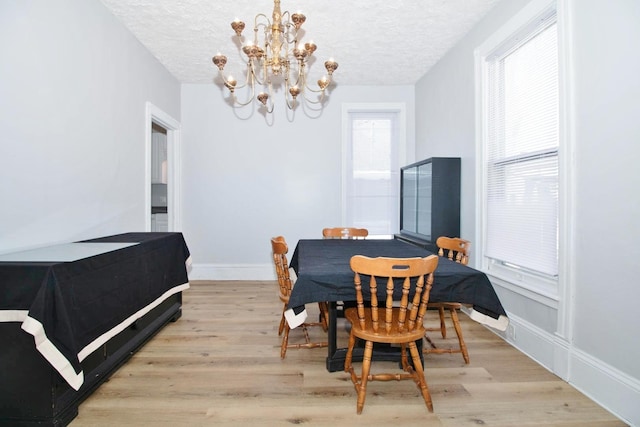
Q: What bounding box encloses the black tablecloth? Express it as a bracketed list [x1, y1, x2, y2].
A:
[0, 232, 190, 390]
[289, 239, 506, 320]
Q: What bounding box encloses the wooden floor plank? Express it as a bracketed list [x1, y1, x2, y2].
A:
[70, 281, 627, 427]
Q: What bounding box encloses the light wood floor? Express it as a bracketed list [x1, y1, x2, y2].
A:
[71, 281, 626, 427]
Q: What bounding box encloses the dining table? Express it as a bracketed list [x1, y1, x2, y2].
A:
[288, 238, 508, 372]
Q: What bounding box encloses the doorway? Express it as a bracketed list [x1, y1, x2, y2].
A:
[150, 123, 168, 231]
[145, 103, 181, 232]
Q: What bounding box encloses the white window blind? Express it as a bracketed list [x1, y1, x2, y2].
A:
[346, 112, 400, 236]
[485, 16, 559, 277]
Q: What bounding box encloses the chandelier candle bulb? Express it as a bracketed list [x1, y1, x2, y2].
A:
[212, 0, 338, 114]
[224, 76, 237, 92]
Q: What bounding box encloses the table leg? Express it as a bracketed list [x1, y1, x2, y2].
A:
[325, 301, 425, 373]
[326, 301, 341, 372]
[326, 302, 359, 372]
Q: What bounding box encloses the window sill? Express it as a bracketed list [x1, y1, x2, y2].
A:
[483, 263, 559, 309]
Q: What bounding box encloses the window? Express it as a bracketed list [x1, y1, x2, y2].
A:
[342, 105, 406, 237]
[477, 3, 559, 291]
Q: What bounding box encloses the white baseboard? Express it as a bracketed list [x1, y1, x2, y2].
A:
[569, 348, 640, 427]
[499, 313, 639, 426]
[189, 263, 275, 281]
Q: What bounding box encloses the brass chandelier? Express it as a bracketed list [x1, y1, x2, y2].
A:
[212, 0, 338, 114]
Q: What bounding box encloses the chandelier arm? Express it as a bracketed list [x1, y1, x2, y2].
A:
[217, 66, 252, 91]
[280, 12, 299, 45]
[250, 62, 266, 86]
[284, 91, 297, 110]
[231, 64, 260, 107]
[300, 72, 332, 103]
[300, 91, 326, 105]
[254, 14, 269, 28]
[264, 102, 275, 114]
[286, 31, 298, 53]
[303, 80, 331, 94]
[284, 61, 303, 89]
[231, 86, 256, 107]
[281, 69, 295, 110]
[263, 81, 275, 113]
[254, 22, 269, 44]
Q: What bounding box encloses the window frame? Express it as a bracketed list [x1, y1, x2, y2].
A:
[474, 0, 569, 305]
[341, 103, 407, 238]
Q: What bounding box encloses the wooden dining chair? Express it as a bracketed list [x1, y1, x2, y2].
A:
[424, 236, 472, 364]
[322, 227, 369, 239]
[271, 236, 328, 359]
[344, 254, 439, 414]
[322, 227, 369, 316]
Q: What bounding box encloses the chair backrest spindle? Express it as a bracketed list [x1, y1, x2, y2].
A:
[436, 236, 471, 265]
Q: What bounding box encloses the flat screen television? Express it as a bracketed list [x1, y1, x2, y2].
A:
[397, 157, 461, 251]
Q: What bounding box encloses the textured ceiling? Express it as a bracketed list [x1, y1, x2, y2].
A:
[99, 0, 501, 86]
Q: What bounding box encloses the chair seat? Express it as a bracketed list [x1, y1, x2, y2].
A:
[344, 308, 426, 344]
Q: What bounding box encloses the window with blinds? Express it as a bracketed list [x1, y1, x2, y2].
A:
[482, 8, 559, 280]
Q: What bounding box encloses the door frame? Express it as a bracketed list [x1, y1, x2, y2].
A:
[145, 102, 182, 232]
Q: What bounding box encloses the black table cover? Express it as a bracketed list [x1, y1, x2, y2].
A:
[0, 232, 190, 390]
[289, 239, 507, 320]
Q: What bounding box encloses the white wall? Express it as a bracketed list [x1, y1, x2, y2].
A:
[569, 1, 640, 421]
[180, 85, 415, 279]
[415, 0, 640, 424]
[0, 0, 180, 253]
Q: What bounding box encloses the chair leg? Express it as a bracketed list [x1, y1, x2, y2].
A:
[408, 341, 434, 412]
[425, 306, 448, 338]
[423, 332, 437, 350]
[400, 343, 409, 371]
[438, 306, 447, 338]
[344, 331, 356, 373]
[278, 311, 287, 336]
[356, 340, 374, 414]
[318, 301, 329, 332]
[280, 323, 290, 359]
[423, 306, 470, 364]
[449, 308, 470, 364]
[280, 318, 328, 358]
